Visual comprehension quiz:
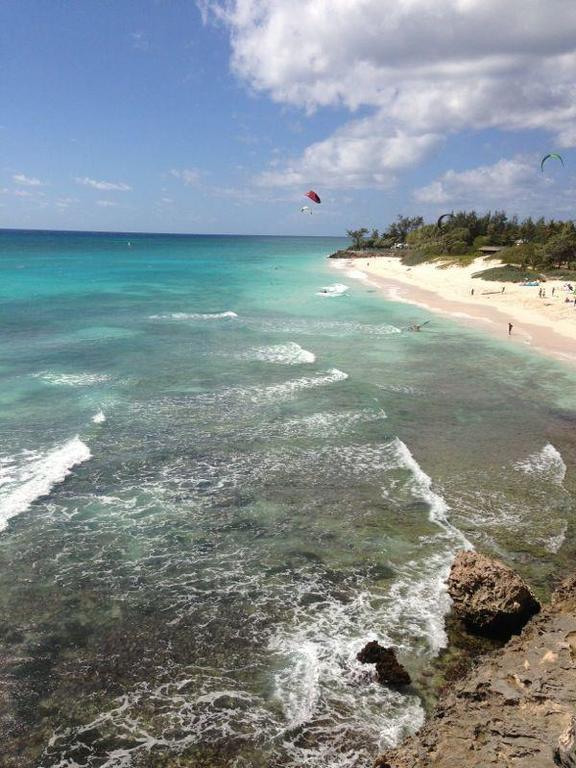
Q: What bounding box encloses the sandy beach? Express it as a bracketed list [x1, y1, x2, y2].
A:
[334, 255, 576, 364]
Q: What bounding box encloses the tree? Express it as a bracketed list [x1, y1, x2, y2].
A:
[386, 215, 424, 243]
[346, 228, 369, 250]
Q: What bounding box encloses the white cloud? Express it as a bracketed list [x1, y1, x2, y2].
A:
[13, 173, 45, 186]
[258, 115, 440, 188]
[414, 157, 546, 205]
[170, 168, 201, 186]
[55, 197, 76, 209]
[201, 0, 576, 188]
[96, 200, 118, 208]
[76, 177, 132, 191]
[13, 189, 45, 198]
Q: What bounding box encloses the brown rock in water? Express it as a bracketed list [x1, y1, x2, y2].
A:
[374, 572, 576, 768]
[448, 550, 540, 638]
[357, 641, 411, 687]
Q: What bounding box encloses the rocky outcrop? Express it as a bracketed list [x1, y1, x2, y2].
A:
[374, 572, 576, 768]
[556, 717, 576, 768]
[357, 641, 411, 687]
[448, 551, 540, 638]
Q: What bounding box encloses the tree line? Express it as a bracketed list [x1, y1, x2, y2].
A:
[347, 212, 576, 272]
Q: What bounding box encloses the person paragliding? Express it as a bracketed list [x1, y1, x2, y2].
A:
[300, 205, 313, 215]
[305, 190, 321, 204]
[541, 153, 564, 173]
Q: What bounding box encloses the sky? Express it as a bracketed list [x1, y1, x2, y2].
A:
[1, 0, 576, 235]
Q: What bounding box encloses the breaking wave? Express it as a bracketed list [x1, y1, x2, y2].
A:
[237, 342, 316, 365]
[150, 311, 238, 320]
[33, 371, 112, 387]
[316, 283, 349, 297]
[514, 443, 567, 484]
[0, 437, 91, 532]
[197, 369, 349, 406]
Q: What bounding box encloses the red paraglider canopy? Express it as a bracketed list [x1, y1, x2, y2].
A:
[305, 190, 321, 204]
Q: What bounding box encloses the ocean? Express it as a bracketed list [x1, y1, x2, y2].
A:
[1, 229, 575, 768]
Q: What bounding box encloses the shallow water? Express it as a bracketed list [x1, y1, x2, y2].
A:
[1, 230, 576, 767]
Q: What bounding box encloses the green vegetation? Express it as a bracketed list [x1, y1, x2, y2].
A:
[472, 265, 538, 282]
[346, 211, 576, 278]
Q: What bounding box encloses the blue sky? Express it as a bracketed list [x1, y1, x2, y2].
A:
[1, 0, 575, 235]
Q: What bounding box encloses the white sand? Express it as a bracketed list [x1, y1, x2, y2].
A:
[334, 256, 576, 364]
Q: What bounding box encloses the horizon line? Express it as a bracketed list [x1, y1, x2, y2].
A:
[0, 226, 347, 239]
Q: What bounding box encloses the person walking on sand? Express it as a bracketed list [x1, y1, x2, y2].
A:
[471, 288, 475, 296]
[508, 322, 513, 335]
[501, 286, 505, 294]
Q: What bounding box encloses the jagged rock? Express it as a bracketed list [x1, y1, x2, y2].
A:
[556, 717, 576, 768]
[374, 572, 576, 768]
[447, 550, 540, 638]
[357, 641, 411, 687]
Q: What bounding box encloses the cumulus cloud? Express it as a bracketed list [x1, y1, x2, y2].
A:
[76, 177, 132, 191]
[170, 168, 201, 186]
[201, 0, 576, 188]
[258, 115, 440, 188]
[414, 157, 547, 205]
[13, 173, 45, 186]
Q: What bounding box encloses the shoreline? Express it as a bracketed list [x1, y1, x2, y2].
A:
[376, 569, 576, 768]
[331, 255, 576, 366]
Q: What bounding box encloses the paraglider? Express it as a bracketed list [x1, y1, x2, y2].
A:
[300, 205, 313, 215]
[541, 153, 564, 173]
[305, 190, 321, 204]
[436, 213, 454, 229]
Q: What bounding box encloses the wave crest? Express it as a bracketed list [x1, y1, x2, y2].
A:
[0, 437, 91, 532]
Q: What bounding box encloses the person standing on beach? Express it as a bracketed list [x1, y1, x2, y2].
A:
[501, 286, 505, 293]
[471, 288, 475, 296]
[508, 322, 513, 335]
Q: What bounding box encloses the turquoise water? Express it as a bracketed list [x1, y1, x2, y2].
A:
[1, 230, 576, 768]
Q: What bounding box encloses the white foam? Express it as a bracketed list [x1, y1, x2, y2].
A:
[244, 369, 348, 403]
[281, 409, 386, 438]
[264, 438, 471, 765]
[514, 443, 567, 484]
[149, 311, 238, 320]
[391, 438, 471, 548]
[0, 437, 91, 532]
[34, 371, 112, 387]
[255, 318, 401, 337]
[238, 342, 316, 365]
[198, 369, 349, 406]
[92, 410, 106, 424]
[377, 383, 422, 396]
[316, 283, 349, 297]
